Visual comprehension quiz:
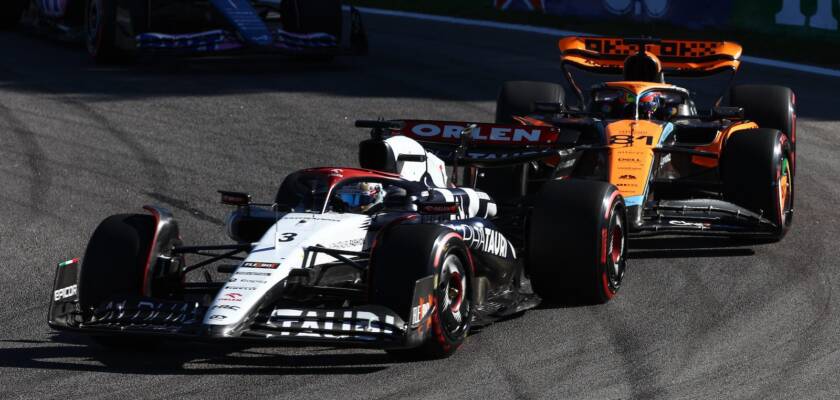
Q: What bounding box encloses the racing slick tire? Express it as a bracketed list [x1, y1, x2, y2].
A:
[495, 80, 566, 124]
[85, 0, 127, 64]
[0, 0, 27, 29]
[370, 224, 472, 360]
[281, 0, 342, 39]
[730, 85, 796, 173]
[721, 128, 794, 242]
[527, 179, 627, 305]
[79, 213, 158, 348]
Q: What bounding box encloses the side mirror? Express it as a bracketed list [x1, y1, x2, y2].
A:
[532, 102, 564, 114]
[712, 106, 744, 120]
[397, 154, 427, 162]
[219, 191, 251, 206]
[355, 119, 404, 140]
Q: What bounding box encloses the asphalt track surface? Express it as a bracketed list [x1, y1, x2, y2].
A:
[1, 13, 839, 400]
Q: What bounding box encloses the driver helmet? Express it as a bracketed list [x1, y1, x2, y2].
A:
[638, 91, 662, 119]
[336, 182, 385, 213]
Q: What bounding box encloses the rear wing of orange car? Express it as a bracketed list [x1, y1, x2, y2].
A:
[559, 36, 743, 76]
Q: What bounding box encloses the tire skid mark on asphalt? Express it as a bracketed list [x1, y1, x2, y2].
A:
[672, 262, 741, 378]
[598, 309, 670, 399]
[0, 193, 69, 224]
[60, 98, 170, 193]
[463, 334, 535, 400]
[145, 192, 224, 226]
[0, 101, 52, 216]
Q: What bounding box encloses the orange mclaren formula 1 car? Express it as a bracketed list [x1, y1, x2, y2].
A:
[375, 37, 796, 243]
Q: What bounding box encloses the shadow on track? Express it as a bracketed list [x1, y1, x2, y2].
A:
[0, 27, 497, 104]
[0, 333, 392, 375]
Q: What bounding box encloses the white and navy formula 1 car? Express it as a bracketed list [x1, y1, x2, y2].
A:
[49, 121, 627, 358]
[1, 0, 367, 63]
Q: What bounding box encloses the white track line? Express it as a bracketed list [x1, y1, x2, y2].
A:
[358, 7, 840, 79]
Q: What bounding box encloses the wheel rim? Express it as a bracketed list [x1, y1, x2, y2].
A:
[439, 254, 468, 336]
[86, 0, 101, 53]
[606, 214, 626, 291]
[778, 157, 792, 226]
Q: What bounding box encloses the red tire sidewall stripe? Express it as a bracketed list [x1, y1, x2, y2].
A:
[601, 190, 621, 299]
[140, 207, 161, 296]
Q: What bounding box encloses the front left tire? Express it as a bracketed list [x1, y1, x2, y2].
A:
[369, 224, 473, 359]
[722, 128, 794, 241]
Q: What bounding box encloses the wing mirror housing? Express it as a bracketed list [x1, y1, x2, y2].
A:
[712, 106, 744, 120]
[219, 191, 251, 206]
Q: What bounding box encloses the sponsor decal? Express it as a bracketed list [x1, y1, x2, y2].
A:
[603, 0, 669, 18]
[221, 293, 243, 302]
[409, 123, 545, 143]
[209, 314, 227, 320]
[234, 271, 271, 276]
[243, 262, 280, 269]
[269, 309, 397, 337]
[669, 220, 711, 229]
[225, 286, 257, 291]
[292, 215, 343, 222]
[448, 224, 511, 258]
[776, 0, 837, 30]
[410, 297, 433, 326]
[618, 157, 642, 162]
[325, 238, 365, 250]
[96, 300, 203, 326]
[211, 304, 241, 311]
[619, 174, 637, 180]
[237, 279, 267, 284]
[53, 284, 77, 301]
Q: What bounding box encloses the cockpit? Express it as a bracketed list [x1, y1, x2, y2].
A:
[275, 171, 415, 214]
[590, 86, 696, 121]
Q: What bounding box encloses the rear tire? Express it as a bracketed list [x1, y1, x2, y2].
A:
[478, 81, 565, 201]
[495, 80, 565, 124]
[527, 179, 627, 305]
[721, 128, 793, 241]
[0, 0, 26, 29]
[370, 224, 472, 359]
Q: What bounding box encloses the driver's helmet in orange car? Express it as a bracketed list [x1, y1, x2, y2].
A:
[638, 91, 663, 119]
